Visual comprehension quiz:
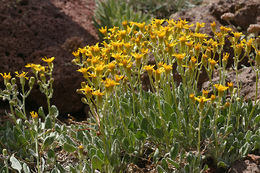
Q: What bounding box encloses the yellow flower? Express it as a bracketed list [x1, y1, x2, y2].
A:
[227, 82, 233, 88]
[143, 65, 155, 76]
[92, 89, 104, 104]
[208, 58, 217, 70]
[107, 62, 116, 74]
[156, 30, 166, 40]
[92, 90, 104, 96]
[227, 82, 234, 93]
[202, 89, 209, 97]
[173, 53, 186, 65]
[190, 56, 197, 69]
[214, 84, 228, 97]
[153, 67, 164, 82]
[193, 33, 208, 40]
[232, 32, 243, 42]
[77, 67, 90, 79]
[25, 64, 45, 72]
[42, 56, 55, 63]
[99, 26, 107, 35]
[0, 72, 11, 80]
[224, 102, 230, 109]
[112, 52, 123, 62]
[78, 145, 84, 150]
[30, 111, 38, 119]
[15, 71, 29, 80]
[211, 21, 216, 32]
[103, 78, 119, 93]
[91, 43, 101, 55]
[195, 22, 205, 32]
[72, 50, 80, 57]
[132, 52, 144, 66]
[162, 64, 173, 75]
[124, 42, 133, 50]
[189, 93, 195, 103]
[80, 84, 93, 98]
[153, 19, 164, 27]
[195, 96, 211, 110]
[122, 20, 128, 28]
[222, 52, 230, 64]
[220, 26, 232, 34]
[115, 75, 124, 82]
[211, 94, 216, 102]
[119, 58, 131, 69]
[235, 42, 244, 56]
[95, 64, 106, 76]
[135, 22, 145, 31]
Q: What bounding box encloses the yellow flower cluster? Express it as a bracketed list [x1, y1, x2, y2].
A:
[73, 18, 259, 107]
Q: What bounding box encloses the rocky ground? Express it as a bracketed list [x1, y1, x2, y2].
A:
[0, 0, 259, 172]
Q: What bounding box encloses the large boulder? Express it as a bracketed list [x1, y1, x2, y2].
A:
[0, 0, 98, 117]
[170, 0, 260, 34]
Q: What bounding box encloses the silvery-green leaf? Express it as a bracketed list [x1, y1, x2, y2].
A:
[10, 154, 22, 173]
[23, 163, 30, 173]
[63, 143, 76, 153]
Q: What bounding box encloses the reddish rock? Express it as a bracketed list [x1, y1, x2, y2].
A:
[0, 0, 98, 117]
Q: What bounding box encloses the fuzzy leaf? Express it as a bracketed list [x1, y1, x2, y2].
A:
[254, 114, 260, 125]
[157, 165, 166, 173]
[167, 158, 180, 168]
[170, 143, 179, 160]
[10, 154, 22, 173]
[42, 135, 55, 150]
[38, 106, 45, 119]
[92, 155, 103, 170]
[153, 148, 160, 162]
[15, 108, 26, 120]
[50, 105, 59, 118]
[23, 163, 30, 173]
[45, 115, 52, 129]
[63, 143, 76, 153]
[141, 118, 149, 132]
[135, 129, 147, 140]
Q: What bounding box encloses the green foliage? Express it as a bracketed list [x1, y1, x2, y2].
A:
[0, 19, 260, 172]
[128, 0, 203, 19]
[93, 0, 151, 39]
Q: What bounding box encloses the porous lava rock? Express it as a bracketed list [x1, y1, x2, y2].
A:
[0, 0, 98, 117]
[170, 0, 260, 100]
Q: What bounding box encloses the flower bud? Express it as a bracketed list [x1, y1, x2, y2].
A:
[81, 97, 88, 104]
[11, 78, 16, 85]
[9, 100, 16, 106]
[6, 83, 12, 90]
[224, 102, 230, 109]
[2, 149, 7, 157]
[29, 77, 35, 88]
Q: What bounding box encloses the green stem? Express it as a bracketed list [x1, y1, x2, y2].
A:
[214, 96, 221, 160]
[4, 159, 9, 173]
[226, 96, 233, 128]
[21, 84, 26, 118]
[130, 79, 136, 117]
[156, 83, 162, 118]
[35, 121, 40, 173]
[247, 69, 259, 128]
[197, 111, 203, 157]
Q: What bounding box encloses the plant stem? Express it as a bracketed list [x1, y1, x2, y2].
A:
[248, 69, 259, 128]
[35, 120, 40, 173]
[197, 111, 203, 157]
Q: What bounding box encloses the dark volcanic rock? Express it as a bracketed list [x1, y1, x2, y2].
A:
[0, 0, 98, 117]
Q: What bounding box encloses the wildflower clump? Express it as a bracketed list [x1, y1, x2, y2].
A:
[71, 18, 260, 172]
[0, 18, 259, 173]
